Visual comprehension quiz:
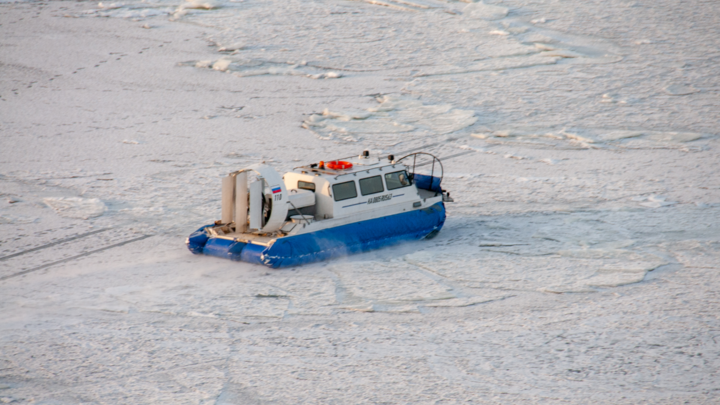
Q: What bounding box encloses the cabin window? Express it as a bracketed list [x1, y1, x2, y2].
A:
[359, 175, 384, 196]
[298, 180, 316, 192]
[332, 181, 357, 201]
[385, 170, 411, 190]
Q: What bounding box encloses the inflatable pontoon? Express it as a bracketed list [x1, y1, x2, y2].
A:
[186, 151, 453, 268]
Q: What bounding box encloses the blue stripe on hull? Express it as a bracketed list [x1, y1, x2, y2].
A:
[240, 242, 266, 265]
[203, 238, 247, 261]
[187, 202, 446, 268]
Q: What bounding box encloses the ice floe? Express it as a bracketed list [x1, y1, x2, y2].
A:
[172, 0, 220, 19]
[303, 95, 476, 146]
[636, 195, 678, 208]
[179, 58, 342, 79]
[43, 197, 106, 219]
[0, 214, 38, 225]
[463, 2, 509, 21]
[467, 127, 705, 150]
[85, 1, 176, 19]
[664, 84, 698, 96]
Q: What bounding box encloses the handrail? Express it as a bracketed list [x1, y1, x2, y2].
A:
[396, 152, 444, 186]
[287, 200, 311, 225]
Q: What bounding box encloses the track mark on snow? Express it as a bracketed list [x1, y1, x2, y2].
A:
[0, 234, 152, 281]
[0, 228, 112, 262]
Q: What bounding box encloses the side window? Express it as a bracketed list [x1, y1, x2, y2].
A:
[298, 180, 316, 192]
[359, 175, 384, 196]
[384, 170, 411, 190]
[332, 181, 357, 201]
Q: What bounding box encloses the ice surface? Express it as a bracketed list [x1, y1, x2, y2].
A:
[2, 0, 720, 403]
[404, 211, 671, 294]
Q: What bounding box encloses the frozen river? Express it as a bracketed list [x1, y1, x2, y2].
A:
[1, 0, 719, 403]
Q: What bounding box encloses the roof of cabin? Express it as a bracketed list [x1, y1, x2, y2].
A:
[292, 155, 406, 181]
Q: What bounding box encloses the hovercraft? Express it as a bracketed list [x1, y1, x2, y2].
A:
[186, 151, 453, 268]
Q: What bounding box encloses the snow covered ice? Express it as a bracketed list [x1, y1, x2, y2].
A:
[1, 0, 719, 403]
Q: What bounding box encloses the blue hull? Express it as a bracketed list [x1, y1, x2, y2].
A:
[187, 202, 446, 268]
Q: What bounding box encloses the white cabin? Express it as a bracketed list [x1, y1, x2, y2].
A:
[212, 151, 449, 244]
